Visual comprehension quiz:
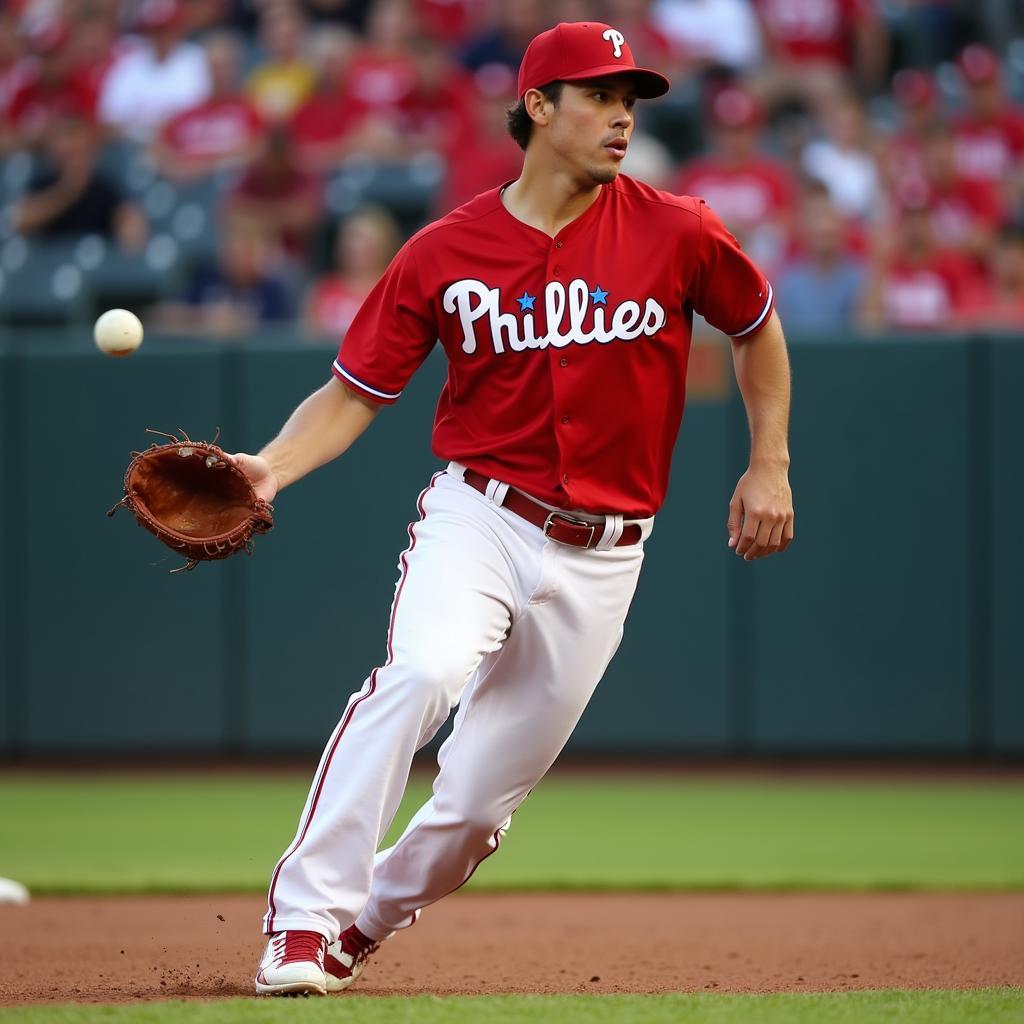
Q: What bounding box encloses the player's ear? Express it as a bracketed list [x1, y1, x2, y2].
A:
[524, 87, 553, 127]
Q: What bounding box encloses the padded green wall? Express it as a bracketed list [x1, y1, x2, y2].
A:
[749, 341, 973, 752]
[0, 332, 1019, 755]
[991, 339, 1024, 752]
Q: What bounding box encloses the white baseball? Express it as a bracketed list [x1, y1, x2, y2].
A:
[94, 308, 144, 356]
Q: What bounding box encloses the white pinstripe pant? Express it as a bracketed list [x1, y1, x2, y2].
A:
[263, 467, 648, 941]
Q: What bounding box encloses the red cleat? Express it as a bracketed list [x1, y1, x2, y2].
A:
[325, 924, 381, 992]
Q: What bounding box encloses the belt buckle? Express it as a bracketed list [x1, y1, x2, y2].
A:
[543, 511, 597, 548]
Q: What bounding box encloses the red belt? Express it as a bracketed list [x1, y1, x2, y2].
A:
[461, 469, 642, 549]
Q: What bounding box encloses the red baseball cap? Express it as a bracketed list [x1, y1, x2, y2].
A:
[135, 0, 183, 31]
[709, 86, 762, 129]
[24, 14, 70, 56]
[957, 43, 1001, 86]
[892, 68, 936, 110]
[517, 22, 670, 101]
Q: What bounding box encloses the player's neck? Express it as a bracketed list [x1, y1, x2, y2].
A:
[501, 155, 605, 238]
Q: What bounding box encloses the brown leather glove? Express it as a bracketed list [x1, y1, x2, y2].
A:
[108, 429, 274, 572]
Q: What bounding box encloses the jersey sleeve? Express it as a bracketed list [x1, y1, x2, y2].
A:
[690, 201, 775, 338]
[332, 238, 437, 404]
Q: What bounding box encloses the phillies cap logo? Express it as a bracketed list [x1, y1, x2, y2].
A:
[602, 28, 625, 59]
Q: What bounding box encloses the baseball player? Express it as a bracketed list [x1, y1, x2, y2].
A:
[240, 22, 794, 996]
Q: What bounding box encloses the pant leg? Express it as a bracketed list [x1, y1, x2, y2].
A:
[356, 534, 645, 939]
[262, 474, 537, 940]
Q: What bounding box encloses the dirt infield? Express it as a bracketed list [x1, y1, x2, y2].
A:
[2, 893, 1022, 1005]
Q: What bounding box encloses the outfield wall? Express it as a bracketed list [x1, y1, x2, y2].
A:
[0, 331, 1020, 757]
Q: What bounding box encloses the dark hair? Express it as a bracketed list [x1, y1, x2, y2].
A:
[997, 220, 1024, 247]
[506, 81, 564, 151]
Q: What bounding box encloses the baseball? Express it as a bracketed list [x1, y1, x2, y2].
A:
[94, 308, 143, 356]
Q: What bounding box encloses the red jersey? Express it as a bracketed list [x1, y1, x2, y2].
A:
[342, 51, 417, 111]
[434, 127, 522, 215]
[398, 72, 475, 152]
[334, 175, 773, 517]
[925, 178, 1004, 248]
[160, 96, 265, 160]
[306, 276, 369, 338]
[955, 283, 1024, 329]
[415, 0, 475, 44]
[675, 157, 793, 225]
[754, 0, 874, 67]
[674, 156, 794, 269]
[879, 251, 979, 331]
[6, 68, 97, 133]
[953, 109, 1024, 183]
[291, 89, 359, 150]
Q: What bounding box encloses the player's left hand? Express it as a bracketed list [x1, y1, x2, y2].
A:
[727, 463, 794, 561]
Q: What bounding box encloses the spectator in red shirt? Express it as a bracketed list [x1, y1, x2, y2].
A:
[152, 30, 266, 184]
[415, 0, 475, 47]
[225, 125, 321, 262]
[398, 35, 475, 158]
[306, 0, 420, 162]
[6, 14, 99, 152]
[432, 62, 522, 216]
[290, 25, 358, 173]
[951, 44, 1024, 216]
[0, 10, 30, 153]
[750, 0, 888, 115]
[879, 68, 940, 199]
[153, 31, 266, 183]
[859, 200, 984, 333]
[673, 86, 795, 273]
[954, 222, 1024, 329]
[303, 205, 402, 340]
[915, 122, 1005, 263]
[69, 6, 124, 104]
[339, 0, 418, 149]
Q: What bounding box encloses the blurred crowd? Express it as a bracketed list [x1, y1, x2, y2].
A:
[1, 0, 1023, 338]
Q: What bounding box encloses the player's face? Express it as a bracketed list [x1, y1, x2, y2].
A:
[547, 77, 637, 185]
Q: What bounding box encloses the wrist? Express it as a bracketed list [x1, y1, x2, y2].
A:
[749, 451, 790, 471]
[259, 448, 290, 492]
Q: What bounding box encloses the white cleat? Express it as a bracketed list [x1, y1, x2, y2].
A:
[255, 930, 328, 996]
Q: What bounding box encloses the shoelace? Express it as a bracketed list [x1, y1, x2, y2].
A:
[275, 930, 325, 966]
[341, 927, 379, 963]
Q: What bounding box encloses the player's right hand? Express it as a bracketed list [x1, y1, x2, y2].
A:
[228, 452, 280, 504]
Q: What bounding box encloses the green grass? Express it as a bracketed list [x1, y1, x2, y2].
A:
[2, 991, 1023, 1024]
[0, 773, 1022, 893]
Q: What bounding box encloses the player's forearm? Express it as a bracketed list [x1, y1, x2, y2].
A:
[730, 310, 791, 468]
[259, 377, 380, 491]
